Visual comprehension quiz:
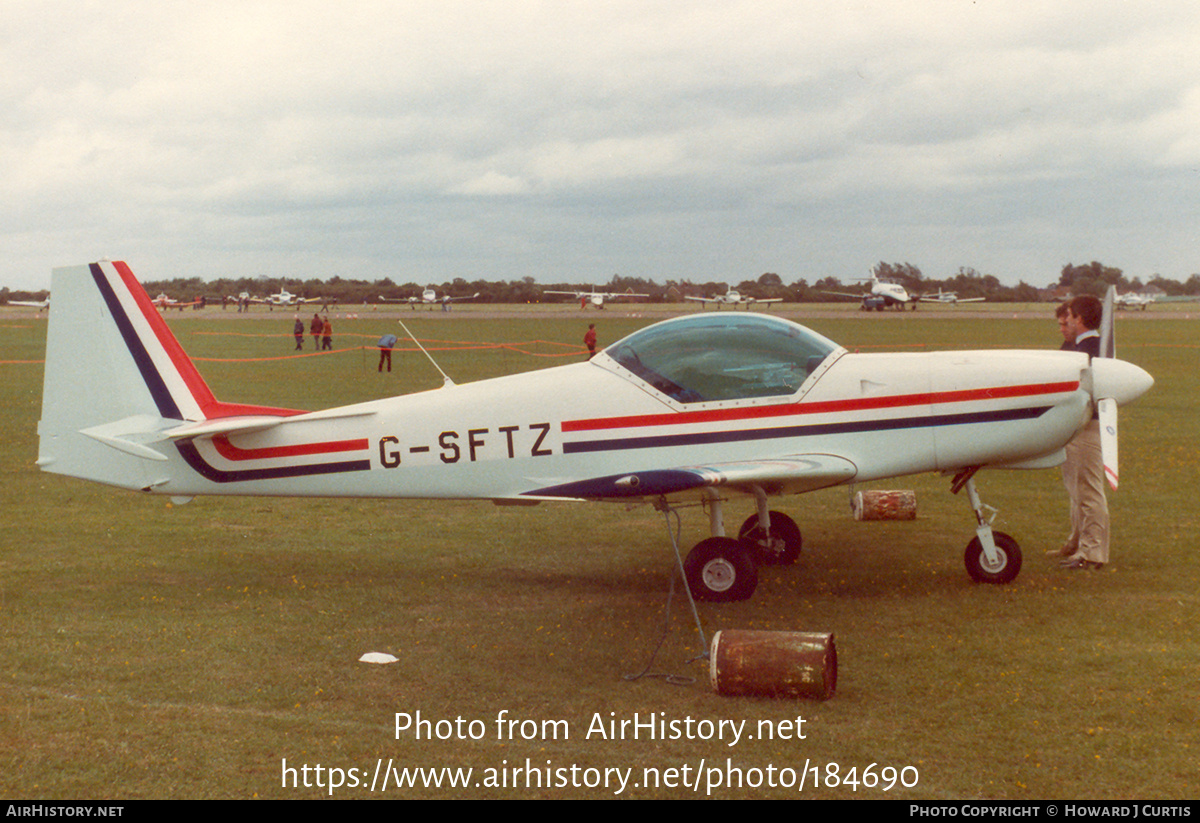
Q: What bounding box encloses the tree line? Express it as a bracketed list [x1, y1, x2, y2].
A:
[5, 261, 1199, 306]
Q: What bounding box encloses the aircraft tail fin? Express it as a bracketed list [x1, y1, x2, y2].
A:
[36, 261, 298, 490]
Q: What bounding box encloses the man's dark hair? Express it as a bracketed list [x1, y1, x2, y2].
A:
[1055, 302, 1070, 318]
[1068, 295, 1103, 330]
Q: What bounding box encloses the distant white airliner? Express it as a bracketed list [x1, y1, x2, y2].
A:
[823, 272, 918, 311]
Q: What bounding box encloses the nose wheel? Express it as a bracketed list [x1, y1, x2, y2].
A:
[964, 531, 1022, 584]
[952, 468, 1023, 585]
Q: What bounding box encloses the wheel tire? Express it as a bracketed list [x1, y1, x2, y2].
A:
[964, 531, 1022, 584]
[684, 537, 758, 602]
[737, 511, 803, 565]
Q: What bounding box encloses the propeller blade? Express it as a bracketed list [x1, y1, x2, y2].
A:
[1097, 397, 1119, 490]
[1099, 286, 1116, 358]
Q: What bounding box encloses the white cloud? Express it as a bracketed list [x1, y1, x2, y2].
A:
[4, 1, 1200, 289]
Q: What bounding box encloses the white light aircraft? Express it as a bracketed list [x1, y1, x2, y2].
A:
[38, 262, 1153, 602]
[380, 288, 480, 309]
[1115, 292, 1156, 311]
[150, 293, 200, 310]
[251, 288, 329, 309]
[919, 289, 986, 305]
[544, 287, 650, 309]
[824, 272, 918, 311]
[685, 287, 782, 310]
[6, 297, 50, 311]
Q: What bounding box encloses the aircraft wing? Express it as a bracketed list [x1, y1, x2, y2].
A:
[684, 296, 715, 304]
[524, 454, 857, 501]
[749, 298, 783, 304]
[820, 290, 868, 299]
[919, 295, 985, 303]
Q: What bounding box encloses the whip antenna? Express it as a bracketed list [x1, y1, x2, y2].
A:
[397, 319, 455, 387]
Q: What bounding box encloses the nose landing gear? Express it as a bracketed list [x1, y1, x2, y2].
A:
[951, 467, 1023, 585]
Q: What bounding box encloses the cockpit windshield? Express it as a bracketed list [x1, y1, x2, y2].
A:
[602, 314, 840, 403]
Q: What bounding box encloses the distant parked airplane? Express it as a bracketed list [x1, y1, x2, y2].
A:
[823, 271, 918, 311]
[380, 288, 479, 310]
[685, 286, 782, 310]
[1114, 292, 1156, 311]
[920, 289, 986, 305]
[544, 287, 649, 309]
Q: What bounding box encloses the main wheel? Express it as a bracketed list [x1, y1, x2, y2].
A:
[737, 511, 803, 565]
[684, 537, 758, 602]
[964, 531, 1022, 584]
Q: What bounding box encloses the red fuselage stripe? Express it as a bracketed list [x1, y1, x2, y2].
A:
[561, 381, 1080, 433]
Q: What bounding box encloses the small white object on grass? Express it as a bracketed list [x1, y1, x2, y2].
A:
[359, 652, 399, 664]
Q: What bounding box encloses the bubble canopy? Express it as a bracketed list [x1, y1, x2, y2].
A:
[601, 313, 842, 404]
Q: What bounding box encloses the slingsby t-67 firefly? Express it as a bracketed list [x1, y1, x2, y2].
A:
[37, 262, 1153, 601]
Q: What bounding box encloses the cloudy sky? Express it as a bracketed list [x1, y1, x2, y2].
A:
[4, 1, 1199, 291]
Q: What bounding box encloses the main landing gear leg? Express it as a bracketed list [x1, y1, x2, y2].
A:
[682, 490, 759, 602]
[653, 490, 761, 605]
[737, 486, 803, 566]
[706, 487, 726, 537]
[951, 468, 1023, 584]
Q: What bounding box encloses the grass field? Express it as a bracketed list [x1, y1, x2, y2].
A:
[0, 304, 1196, 799]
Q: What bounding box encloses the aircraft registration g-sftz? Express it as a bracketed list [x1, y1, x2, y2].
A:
[38, 262, 1153, 602]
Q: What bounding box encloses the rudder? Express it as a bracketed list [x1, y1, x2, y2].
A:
[37, 261, 211, 490]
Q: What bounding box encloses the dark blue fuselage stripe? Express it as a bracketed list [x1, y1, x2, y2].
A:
[89, 263, 183, 421]
[176, 441, 371, 483]
[561, 406, 1052, 454]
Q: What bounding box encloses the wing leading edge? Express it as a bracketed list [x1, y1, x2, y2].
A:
[523, 454, 857, 500]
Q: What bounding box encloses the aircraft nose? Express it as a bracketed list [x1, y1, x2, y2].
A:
[1090, 358, 1154, 406]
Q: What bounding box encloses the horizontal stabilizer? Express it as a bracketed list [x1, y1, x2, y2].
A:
[165, 416, 285, 441]
[166, 408, 377, 441]
[79, 415, 173, 461]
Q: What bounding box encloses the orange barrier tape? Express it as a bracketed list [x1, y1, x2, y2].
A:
[192, 330, 583, 349]
[188, 344, 588, 363]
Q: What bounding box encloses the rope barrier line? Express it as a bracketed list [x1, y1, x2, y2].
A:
[190, 330, 583, 352]
[189, 344, 585, 363]
[2, 342, 589, 365]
